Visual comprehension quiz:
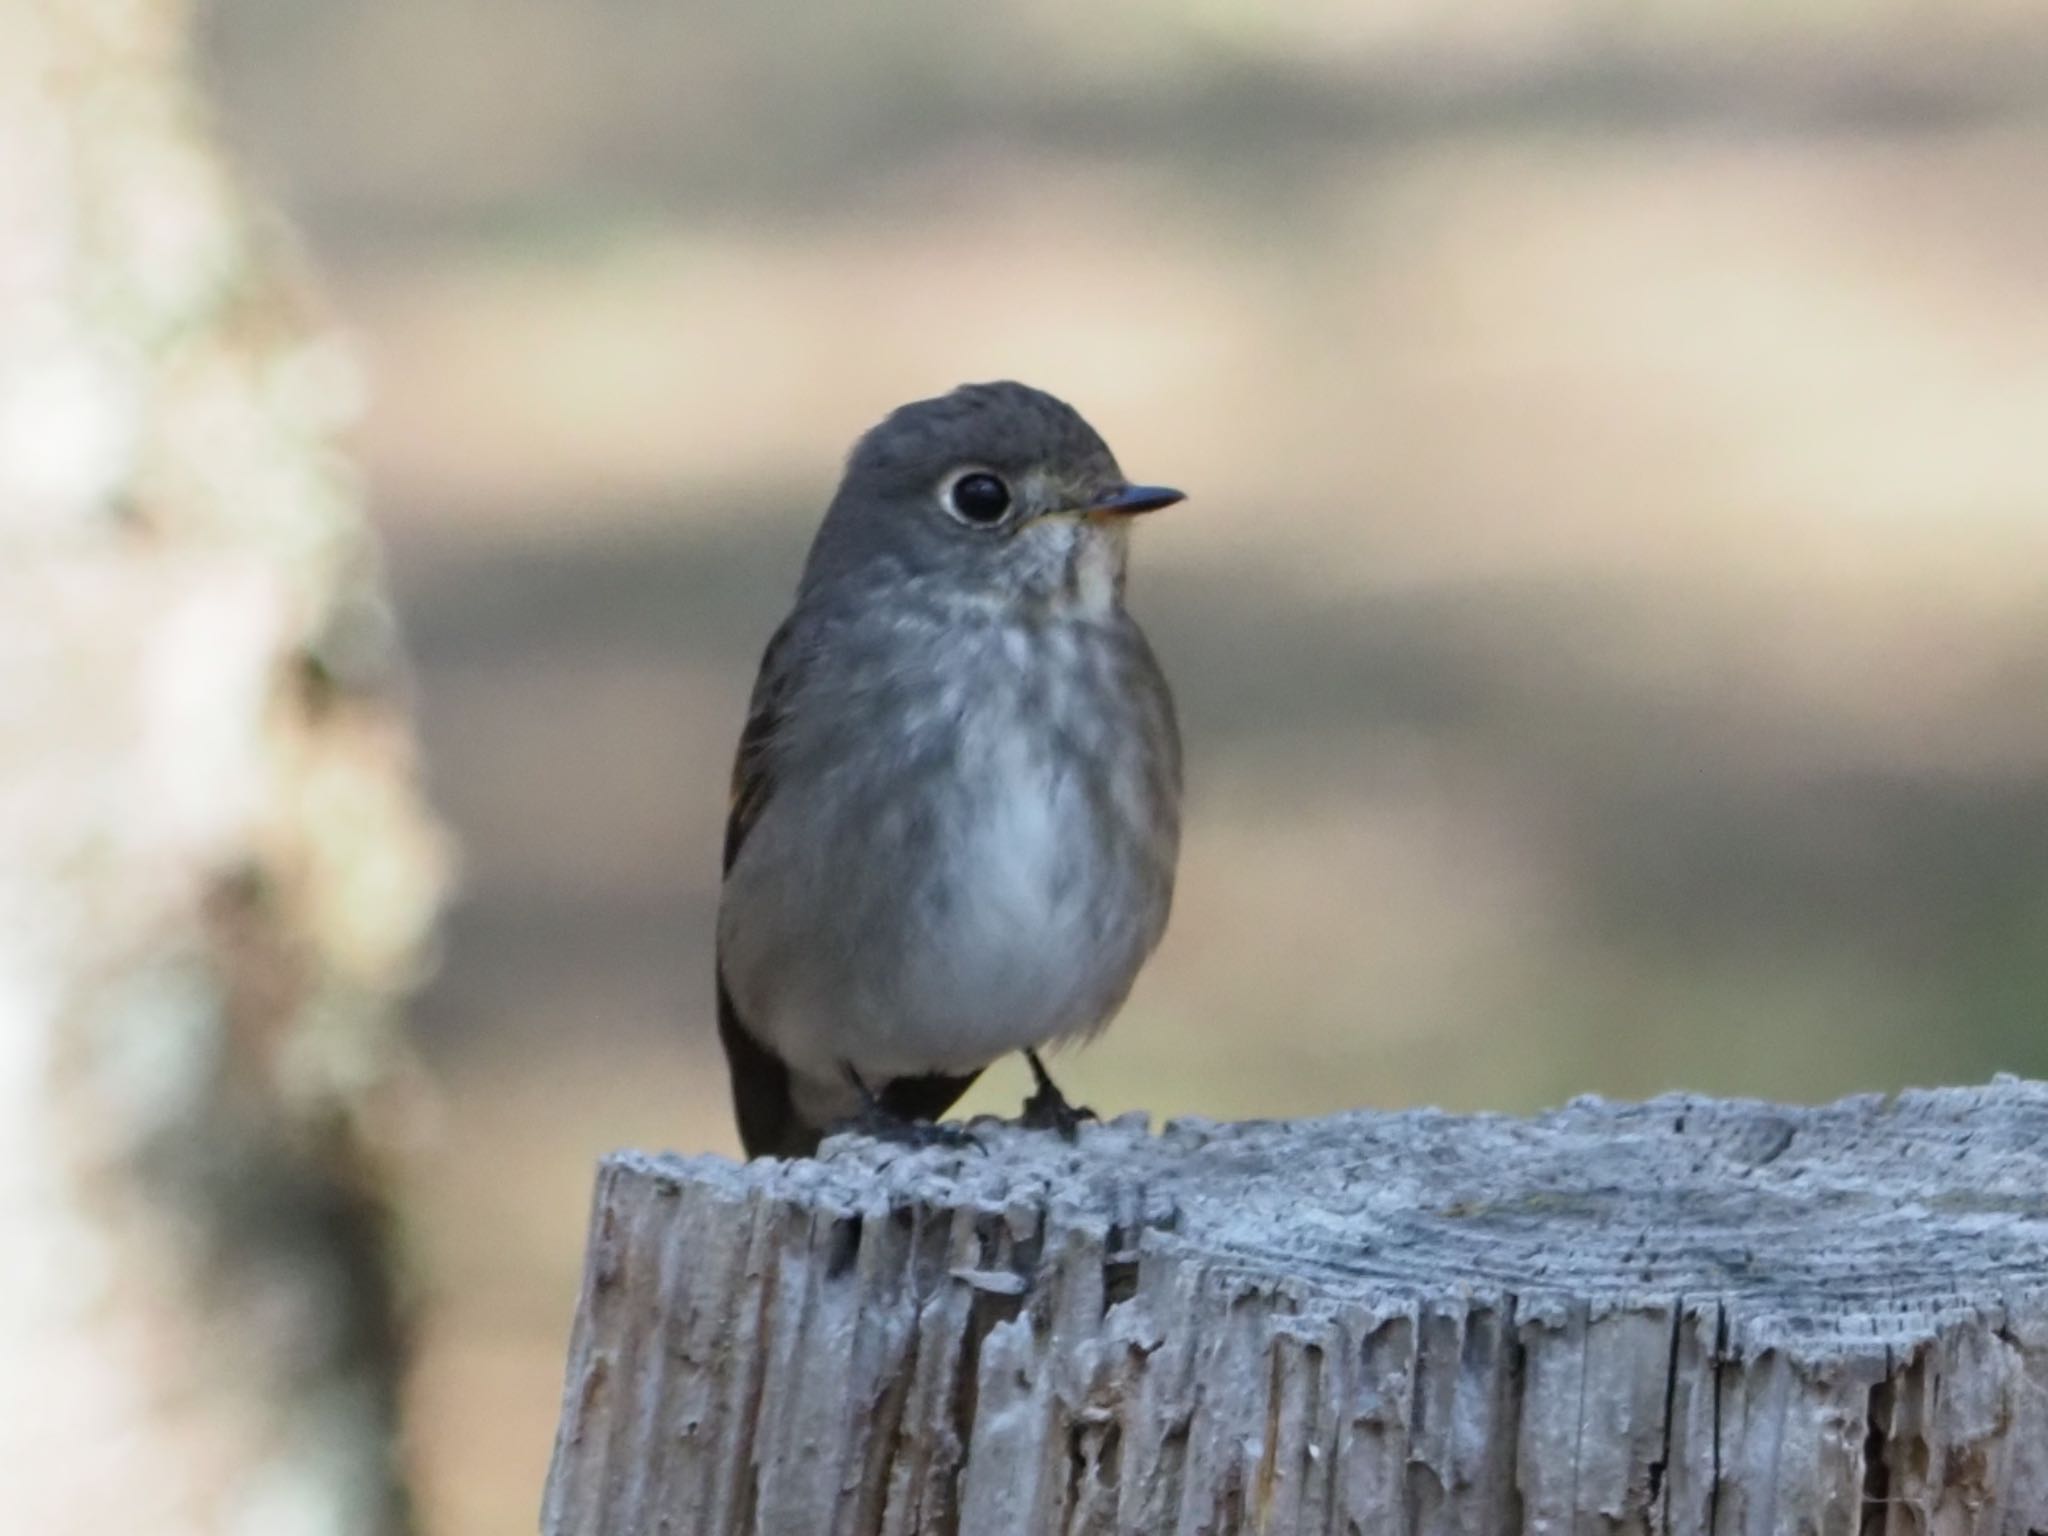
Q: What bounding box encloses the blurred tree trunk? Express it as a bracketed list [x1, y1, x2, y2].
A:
[0, 3, 447, 1533]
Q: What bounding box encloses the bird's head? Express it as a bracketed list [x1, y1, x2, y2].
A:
[803, 381, 1183, 614]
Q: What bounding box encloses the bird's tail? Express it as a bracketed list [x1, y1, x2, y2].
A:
[716, 975, 825, 1159]
[715, 974, 987, 1158]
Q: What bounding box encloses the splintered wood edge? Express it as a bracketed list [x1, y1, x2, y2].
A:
[544, 1082, 2048, 1534]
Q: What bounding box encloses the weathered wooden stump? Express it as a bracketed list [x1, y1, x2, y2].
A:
[543, 1081, 2048, 1534]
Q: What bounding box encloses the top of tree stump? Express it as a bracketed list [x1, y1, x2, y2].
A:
[549, 1080, 2048, 1533]
[623, 1079, 2048, 1365]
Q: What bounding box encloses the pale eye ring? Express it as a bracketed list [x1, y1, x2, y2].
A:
[945, 470, 1012, 526]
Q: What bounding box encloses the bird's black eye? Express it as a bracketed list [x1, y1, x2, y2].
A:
[946, 471, 1011, 526]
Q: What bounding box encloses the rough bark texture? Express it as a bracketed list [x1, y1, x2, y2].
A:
[545, 1080, 2048, 1535]
[0, 2, 446, 1532]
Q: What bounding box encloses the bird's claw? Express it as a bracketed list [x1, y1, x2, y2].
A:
[834, 1062, 986, 1154]
[1019, 1051, 1096, 1142]
[837, 1107, 985, 1155]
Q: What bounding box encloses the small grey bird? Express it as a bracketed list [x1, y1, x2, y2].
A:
[715, 381, 1183, 1158]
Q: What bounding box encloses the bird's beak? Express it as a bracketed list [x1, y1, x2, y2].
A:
[1083, 483, 1186, 519]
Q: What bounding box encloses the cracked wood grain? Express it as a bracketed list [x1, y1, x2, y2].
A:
[542, 1081, 2048, 1535]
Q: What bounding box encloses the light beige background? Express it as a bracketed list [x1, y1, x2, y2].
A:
[199, 4, 2048, 1528]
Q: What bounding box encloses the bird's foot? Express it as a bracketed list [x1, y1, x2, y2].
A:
[1019, 1050, 1096, 1142]
[836, 1066, 984, 1153]
[843, 1107, 983, 1153]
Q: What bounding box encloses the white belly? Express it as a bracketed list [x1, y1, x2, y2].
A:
[717, 611, 1176, 1118]
[724, 733, 1152, 1094]
[894, 740, 1104, 1058]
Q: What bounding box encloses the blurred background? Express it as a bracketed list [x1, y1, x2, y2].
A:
[160, 0, 2048, 1528]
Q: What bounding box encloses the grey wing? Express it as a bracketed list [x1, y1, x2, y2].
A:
[716, 620, 816, 1157]
[723, 619, 799, 876]
[713, 616, 985, 1154]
